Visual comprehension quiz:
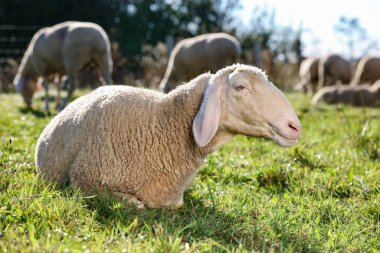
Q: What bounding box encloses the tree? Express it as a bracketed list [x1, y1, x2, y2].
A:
[270, 25, 304, 63]
[112, 0, 240, 69]
[239, 6, 276, 52]
[334, 16, 378, 59]
[0, 0, 241, 72]
[238, 6, 303, 64]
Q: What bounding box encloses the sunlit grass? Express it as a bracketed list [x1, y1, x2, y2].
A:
[0, 90, 379, 252]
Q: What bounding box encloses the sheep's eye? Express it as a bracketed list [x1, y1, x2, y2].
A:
[234, 85, 246, 91]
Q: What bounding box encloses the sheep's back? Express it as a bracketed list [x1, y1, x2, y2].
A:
[176, 34, 239, 76]
[35, 85, 162, 185]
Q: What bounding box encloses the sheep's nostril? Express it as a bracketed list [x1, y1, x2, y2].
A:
[288, 122, 301, 134]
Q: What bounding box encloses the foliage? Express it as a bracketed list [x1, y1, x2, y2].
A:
[238, 6, 303, 65]
[111, 0, 239, 69]
[239, 6, 276, 51]
[0, 0, 304, 87]
[140, 42, 168, 88]
[334, 16, 379, 59]
[0, 0, 239, 71]
[0, 90, 379, 252]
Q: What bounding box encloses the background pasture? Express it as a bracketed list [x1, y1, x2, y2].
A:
[0, 0, 379, 252]
[0, 91, 379, 252]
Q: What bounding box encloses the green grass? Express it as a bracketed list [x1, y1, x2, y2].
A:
[0, 90, 379, 252]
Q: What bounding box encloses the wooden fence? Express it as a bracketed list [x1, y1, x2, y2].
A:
[0, 25, 38, 92]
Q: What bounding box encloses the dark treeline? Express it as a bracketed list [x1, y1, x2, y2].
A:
[0, 0, 238, 68]
[1, 0, 311, 90]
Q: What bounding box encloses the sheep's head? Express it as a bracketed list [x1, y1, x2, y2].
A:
[311, 87, 336, 105]
[193, 64, 301, 147]
[160, 75, 179, 94]
[13, 75, 37, 107]
[160, 80, 174, 94]
[159, 64, 183, 94]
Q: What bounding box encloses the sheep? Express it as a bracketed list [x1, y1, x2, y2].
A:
[311, 81, 380, 107]
[351, 56, 380, 85]
[294, 57, 319, 93]
[318, 54, 352, 90]
[35, 64, 301, 209]
[159, 33, 241, 93]
[13, 21, 113, 111]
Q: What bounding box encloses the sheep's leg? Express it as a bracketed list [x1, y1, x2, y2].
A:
[55, 76, 62, 110]
[306, 82, 312, 94]
[42, 78, 50, 111]
[59, 75, 76, 111]
[170, 195, 184, 209]
[66, 75, 77, 101]
[95, 54, 112, 85]
[112, 192, 145, 209]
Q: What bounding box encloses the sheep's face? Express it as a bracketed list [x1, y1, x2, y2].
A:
[320, 90, 336, 104]
[161, 80, 175, 94]
[14, 76, 36, 107]
[221, 69, 301, 147]
[160, 74, 180, 94]
[193, 65, 301, 148]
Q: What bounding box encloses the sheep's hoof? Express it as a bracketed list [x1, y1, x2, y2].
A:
[171, 203, 183, 209]
[170, 196, 184, 209]
[127, 198, 145, 209]
[114, 192, 145, 209]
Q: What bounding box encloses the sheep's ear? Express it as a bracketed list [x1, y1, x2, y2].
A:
[192, 80, 222, 147]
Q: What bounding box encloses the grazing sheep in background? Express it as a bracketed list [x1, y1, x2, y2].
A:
[351, 56, 380, 85]
[36, 64, 301, 209]
[294, 57, 319, 93]
[318, 54, 352, 90]
[311, 81, 380, 107]
[159, 33, 241, 93]
[13, 21, 113, 111]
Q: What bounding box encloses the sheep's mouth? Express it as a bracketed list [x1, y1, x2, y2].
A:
[243, 123, 299, 147]
[271, 128, 299, 147]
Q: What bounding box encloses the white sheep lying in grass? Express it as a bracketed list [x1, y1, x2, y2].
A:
[13, 21, 113, 111]
[35, 64, 301, 208]
[311, 81, 380, 107]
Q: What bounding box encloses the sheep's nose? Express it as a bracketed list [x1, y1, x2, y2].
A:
[288, 121, 301, 138]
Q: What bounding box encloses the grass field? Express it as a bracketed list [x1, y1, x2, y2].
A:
[0, 90, 379, 252]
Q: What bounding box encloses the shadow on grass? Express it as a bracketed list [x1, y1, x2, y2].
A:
[81, 190, 314, 251]
[83, 192, 257, 249]
[19, 106, 50, 118]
